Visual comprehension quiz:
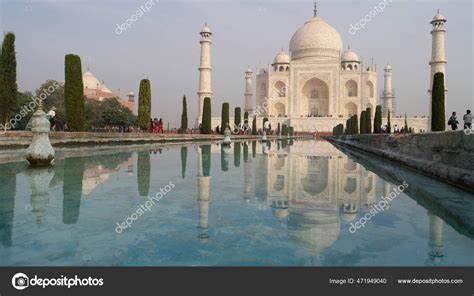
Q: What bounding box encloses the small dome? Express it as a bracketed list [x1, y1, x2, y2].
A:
[385, 64, 392, 70]
[289, 16, 343, 60]
[246, 66, 253, 73]
[341, 49, 359, 62]
[201, 23, 211, 33]
[128, 92, 134, 96]
[273, 51, 290, 64]
[432, 11, 446, 22]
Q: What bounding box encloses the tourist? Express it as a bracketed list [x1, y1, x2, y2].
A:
[153, 118, 159, 134]
[216, 126, 220, 134]
[158, 118, 164, 133]
[448, 112, 459, 130]
[463, 110, 472, 129]
[47, 106, 57, 131]
[149, 119, 153, 133]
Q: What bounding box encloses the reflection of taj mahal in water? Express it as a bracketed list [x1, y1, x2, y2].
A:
[192, 140, 446, 263]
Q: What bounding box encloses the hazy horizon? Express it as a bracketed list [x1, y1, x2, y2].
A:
[1, 0, 472, 127]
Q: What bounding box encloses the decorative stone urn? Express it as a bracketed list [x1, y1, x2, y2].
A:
[222, 127, 231, 146]
[262, 130, 268, 142]
[26, 102, 55, 166]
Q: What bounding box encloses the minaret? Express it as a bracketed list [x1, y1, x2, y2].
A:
[197, 23, 213, 122]
[127, 92, 135, 114]
[382, 64, 394, 117]
[244, 67, 253, 114]
[428, 10, 447, 121]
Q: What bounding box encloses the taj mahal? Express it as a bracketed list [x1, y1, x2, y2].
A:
[198, 3, 447, 133]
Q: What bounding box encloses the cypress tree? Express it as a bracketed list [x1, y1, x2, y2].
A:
[387, 111, 392, 134]
[234, 107, 242, 128]
[202, 97, 212, 134]
[277, 122, 281, 134]
[431, 72, 445, 131]
[374, 105, 382, 133]
[366, 107, 372, 134]
[347, 118, 352, 135]
[180, 95, 188, 132]
[404, 113, 409, 133]
[234, 107, 241, 132]
[360, 111, 366, 134]
[64, 54, 85, 131]
[221, 102, 229, 133]
[252, 116, 257, 135]
[0, 32, 17, 131]
[138, 79, 151, 131]
[353, 114, 359, 134]
[244, 111, 249, 127]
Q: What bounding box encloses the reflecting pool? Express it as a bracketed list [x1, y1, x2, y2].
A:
[0, 140, 473, 266]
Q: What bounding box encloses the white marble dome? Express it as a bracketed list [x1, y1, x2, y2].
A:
[289, 16, 343, 60]
[341, 49, 360, 62]
[273, 50, 290, 64]
[432, 12, 446, 22]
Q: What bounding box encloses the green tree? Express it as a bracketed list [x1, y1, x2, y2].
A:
[138, 79, 152, 131]
[64, 54, 85, 131]
[366, 107, 372, 134]
[201, 97, 212, 134]
[221, 102, 229, 133]
[374, 105, 382, 134]
[431, 72, 446, 131]
[360, 111, 366, 134]
[180, 95, 188, 133]
[234, 107, 241, 132]
[0, 32, 18, 131]
[252, 116, 257, 135]
[353, 115, 359, 134]
[387, 111, 392, 134]
[0, 33, 18, 130]
[404, 113, 409, 133]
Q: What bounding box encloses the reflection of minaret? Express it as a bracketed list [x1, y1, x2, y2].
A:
[243, 142, 252, 201]
[255, 144, 268, 208]
[197, 24, 213, 121]
[428, 211, 444, 264]
[382, 181, 391, 210]
[63, 157, 85, 224]
[381, 64, 394, 117]
[244, 67, 253, 114]
[197, 145, 211, 244]
[0, 165, 16, 247]
[26, 167, 54, 227]
[428, 10, 447, 125]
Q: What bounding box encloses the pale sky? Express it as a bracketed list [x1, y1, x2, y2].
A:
[0, 0, 472, 127]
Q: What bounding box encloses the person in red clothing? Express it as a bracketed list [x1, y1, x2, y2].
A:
[158, 118, 164, 133]
[153, 118, 159, 134]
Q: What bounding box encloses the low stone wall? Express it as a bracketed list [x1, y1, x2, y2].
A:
[0, 131, 294, 150]
[327, 131, 474, 192]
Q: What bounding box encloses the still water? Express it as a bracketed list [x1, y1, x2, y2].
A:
[0, 139, 473, 266]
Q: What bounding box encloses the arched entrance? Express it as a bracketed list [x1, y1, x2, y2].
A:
[301, 78, 329, 116]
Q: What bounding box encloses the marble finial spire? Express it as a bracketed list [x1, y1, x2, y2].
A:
[313, 1, 317, 17]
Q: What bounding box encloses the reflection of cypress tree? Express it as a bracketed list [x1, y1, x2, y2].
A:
[243, 143, 249, 162]
[252, 141, 256, 158]
[0, 165, 16, 247]
[201, 145, 211, 177]
[180, 147, 187, 179]
[220, 146, 228, 172]
[63, 157, 85, 224]
[137, 152, 151, 196]
[234, 142, 241, 167]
